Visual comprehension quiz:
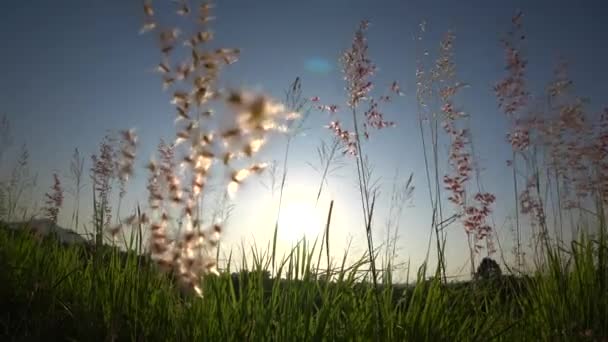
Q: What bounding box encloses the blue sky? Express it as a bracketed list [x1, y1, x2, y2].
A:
[0, 0, 606, 280]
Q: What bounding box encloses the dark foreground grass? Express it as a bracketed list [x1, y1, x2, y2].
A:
[0, 223, 606, 341]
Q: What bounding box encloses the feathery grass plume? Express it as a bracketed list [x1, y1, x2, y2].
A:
[342, 20, 375, 108]
[65, 148, 85, 232]
[113, 129, 138, 226]
[542, 61, 608, 259]
[139, 0, 292, 297]
[519, 175, 545, 228]
[140, 0, 156, 34]
[90, 134, 115, 247]
[494, 13, 605, 269]
[494, 13, 605, 268]
[5, 144, 33, 221]
[435, 31, 497, 269]
[116, 129, 138, 186]
[494, 10, 529, 118]
[335, 18, 400, 334]
[543, 61, 597, 212]
[494, 11, 531, 268]
[332, 20, 397, 155]
[42, 173, 63, 225]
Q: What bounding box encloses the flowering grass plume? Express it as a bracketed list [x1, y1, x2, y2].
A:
[317, 20, 400, 157]
[116, 129, 138, 194]
[88, 129, 139, 241]
[435, 31, 496, 255]
[43, 173, 63, 225]
[494, 11, 529, 118]
[138, 0, 297, 297]
[90, 134, 115, 243]
[491, 12, 608, 268]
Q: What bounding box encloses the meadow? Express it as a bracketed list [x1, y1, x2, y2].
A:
[0, 1, 607, 341]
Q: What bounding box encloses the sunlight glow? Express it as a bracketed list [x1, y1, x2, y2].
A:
[278, 200, 324, 242]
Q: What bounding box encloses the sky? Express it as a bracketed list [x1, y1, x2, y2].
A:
[0, 0, 607, 281]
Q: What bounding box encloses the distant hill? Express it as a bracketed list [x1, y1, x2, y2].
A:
[2, 218, 88, 245]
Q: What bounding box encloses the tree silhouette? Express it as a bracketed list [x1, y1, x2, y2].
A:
[475, 257, 502, 280]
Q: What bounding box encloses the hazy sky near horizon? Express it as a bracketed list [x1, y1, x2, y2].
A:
[1, 0, 607, 279]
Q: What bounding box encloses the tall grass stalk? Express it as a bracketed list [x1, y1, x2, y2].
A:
[413, 22, 448, 281]
[271, 76, 311, 272]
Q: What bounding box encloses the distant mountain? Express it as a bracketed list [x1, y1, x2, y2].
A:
[2, 218, 88, 245]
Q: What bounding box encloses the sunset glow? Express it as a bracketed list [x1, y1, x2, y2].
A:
[278, 200, 324, 242]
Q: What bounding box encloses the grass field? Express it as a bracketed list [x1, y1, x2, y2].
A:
[0, 222, 606, 341]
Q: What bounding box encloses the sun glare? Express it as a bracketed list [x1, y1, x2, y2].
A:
[278, 201, 324, 242]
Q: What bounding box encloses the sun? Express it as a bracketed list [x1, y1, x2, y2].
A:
[277, 201, 324, 242]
